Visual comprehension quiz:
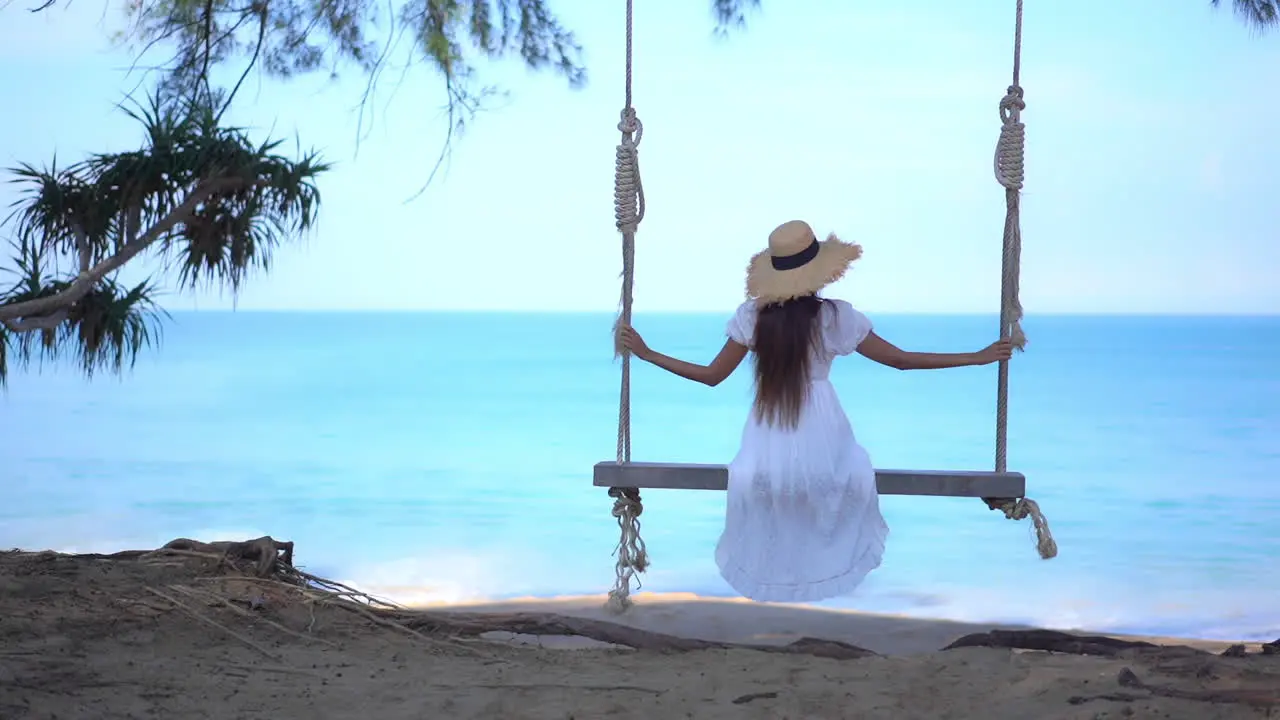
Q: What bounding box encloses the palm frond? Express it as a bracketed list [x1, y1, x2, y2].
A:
[64, 277, 169, 377]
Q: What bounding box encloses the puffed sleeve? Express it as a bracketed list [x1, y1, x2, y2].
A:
[725, 301, 757, 347]
[824, 299, 873, 356]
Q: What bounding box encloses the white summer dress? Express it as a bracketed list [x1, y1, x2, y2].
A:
[714, 298, 890, 603]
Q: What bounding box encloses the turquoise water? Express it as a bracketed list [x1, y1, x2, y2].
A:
[2, 311, 1278, 641]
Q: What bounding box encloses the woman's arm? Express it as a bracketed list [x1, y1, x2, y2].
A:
[616, 324, 749, 386]
[856, 332, 1011, 371]
[638, 340, 750, 387]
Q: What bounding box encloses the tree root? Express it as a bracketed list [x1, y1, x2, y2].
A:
[155, 536, 294, 578]
[143, 586, 282, 661]
[16, 540, 873, 666]
[142, 538, 879, 660]
[130, 539, 483, 660]
[167, 583, 340, 649]
[396, 611, 876, 660]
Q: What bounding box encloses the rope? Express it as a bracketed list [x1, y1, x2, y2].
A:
[987, 0, 1057, 560]
[605, 487, 648, 613]
[604, 0, 649, 614]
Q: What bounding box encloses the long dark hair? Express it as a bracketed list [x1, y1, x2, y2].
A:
[752, 294, 826, 429]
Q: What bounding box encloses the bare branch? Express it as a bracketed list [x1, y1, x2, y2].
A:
[215, 4, 267, 122]
[1, 309, 69, 332]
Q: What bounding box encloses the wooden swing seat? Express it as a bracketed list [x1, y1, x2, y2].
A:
[593, 461, 1025, 498]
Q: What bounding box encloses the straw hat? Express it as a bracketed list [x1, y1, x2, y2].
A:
[745, 220, 863, 304]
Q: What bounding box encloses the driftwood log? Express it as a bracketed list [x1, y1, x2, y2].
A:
[398, 610, 876, 660]
[943, 628, 1280, 660]
[942, 629, 1207, 658]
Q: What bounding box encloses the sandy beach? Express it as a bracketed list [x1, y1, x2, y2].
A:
[2, 538, 1277, 720]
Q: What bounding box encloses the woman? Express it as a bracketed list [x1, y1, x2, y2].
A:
[617, 219, 1013, 603]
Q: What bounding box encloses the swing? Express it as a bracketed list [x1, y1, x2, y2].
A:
[596, 0, 1057, 613]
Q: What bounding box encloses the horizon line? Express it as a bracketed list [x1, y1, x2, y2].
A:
[157, 308, 1280, 318]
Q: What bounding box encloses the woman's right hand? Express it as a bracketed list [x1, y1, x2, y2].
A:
[977, 339, 1015, 365]
[617, 323, 651, 359]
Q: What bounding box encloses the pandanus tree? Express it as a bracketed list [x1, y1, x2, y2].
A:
[0, 0, 592, 385]
[0, 0, 1272, 383]
[0, 94, 326, 383]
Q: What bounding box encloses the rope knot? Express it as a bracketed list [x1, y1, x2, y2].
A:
[607, 486, 643, 518]
[617, 107, 642, 139]
[614, 108, 646, 235]
[997, 497, 1029, 521]
[994, 85, 1026, 192]
[988, 496, 1059, 560]
[999, 85, 1026, 121]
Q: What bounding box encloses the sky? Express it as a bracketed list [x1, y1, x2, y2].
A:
[1, 0, 1278, 314]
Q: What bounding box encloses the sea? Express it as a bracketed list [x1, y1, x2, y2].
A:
[2, 311, 1278, 642]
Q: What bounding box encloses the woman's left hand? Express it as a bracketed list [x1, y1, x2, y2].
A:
[976, 339, 1016, 365]
[617, 323, 651, 359]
